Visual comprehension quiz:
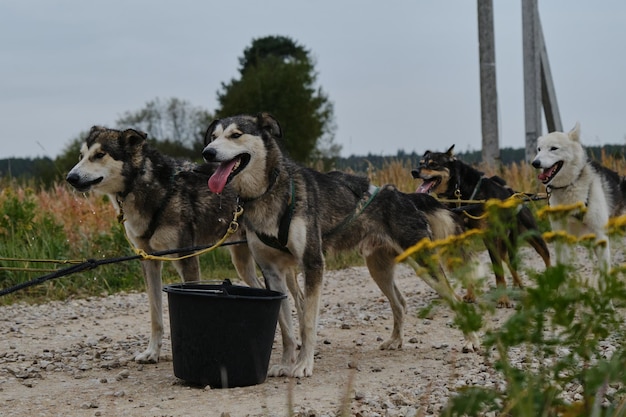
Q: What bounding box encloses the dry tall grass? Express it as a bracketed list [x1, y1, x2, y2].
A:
[36, 184, 116, 253]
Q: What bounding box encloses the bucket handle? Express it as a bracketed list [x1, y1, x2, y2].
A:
[176, 279, 233, 296]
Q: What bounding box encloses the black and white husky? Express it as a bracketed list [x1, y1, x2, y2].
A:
[66, 126, 261, 364]
[532, 122, 626, 273]
[202, 113, 481, 378]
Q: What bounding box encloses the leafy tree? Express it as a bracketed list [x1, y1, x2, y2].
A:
[216, 35, 338, 162]
[116, 97, 213, 158]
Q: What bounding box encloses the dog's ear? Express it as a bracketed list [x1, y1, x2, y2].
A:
[204, 119, 220, 146]
[445, 144, 455, 156]
[85, 126, 109, 147]
[86, 125, 107, 141]
[257, 112, 282, 139]
[568, 122, 581, 142]
[120, 129, 147, 147]
[89, 126, 107, 135]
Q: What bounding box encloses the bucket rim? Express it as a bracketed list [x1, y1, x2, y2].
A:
[162, 280, 286, 300]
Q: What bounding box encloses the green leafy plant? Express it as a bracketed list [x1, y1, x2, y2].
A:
[412, 202, 626, 417]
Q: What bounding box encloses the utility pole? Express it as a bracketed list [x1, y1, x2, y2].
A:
[522, 0, 562, 161]
[522, 0, 542, 163]
[477, 0, 500, 167]
[538, 16, 562, 133]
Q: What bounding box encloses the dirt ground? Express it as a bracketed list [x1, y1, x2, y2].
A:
[0, 245, 610, 417]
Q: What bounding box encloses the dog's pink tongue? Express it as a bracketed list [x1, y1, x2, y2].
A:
[537, 168, 551, 182]
[208, 160, 237, 194]
[416, 181, 432, 194]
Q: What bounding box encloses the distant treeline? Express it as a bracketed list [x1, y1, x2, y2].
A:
[2, 144, 626, 185]
[333, 144, 626, 172]
[0, 157, 58, 185]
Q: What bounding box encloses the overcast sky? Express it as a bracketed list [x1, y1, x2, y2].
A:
[1, 1, 624, 159]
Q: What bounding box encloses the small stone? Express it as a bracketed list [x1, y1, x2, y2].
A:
[116, 369, 130, 380]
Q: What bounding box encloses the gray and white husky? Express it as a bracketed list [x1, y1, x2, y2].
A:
[66, 126, 262, 364]
[532, 122, 626, 273]
[202, 112, 481, 378]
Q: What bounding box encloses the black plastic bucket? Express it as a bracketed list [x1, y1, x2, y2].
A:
[163, 279, 286, 388]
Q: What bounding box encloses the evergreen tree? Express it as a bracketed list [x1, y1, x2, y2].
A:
[216, 35, 338, 162]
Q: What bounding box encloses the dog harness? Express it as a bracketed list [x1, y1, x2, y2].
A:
[255, 178, 296, 253]
[254, 179, 380, 253]
[323, 185, 380, 239]
[452, 159, 485, 207]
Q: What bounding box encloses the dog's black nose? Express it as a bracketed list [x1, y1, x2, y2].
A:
[66, 172, 79, 186]
[202, 147, 217, 162]
[531, 160, 541, 169]
[410, 169, 420, 179]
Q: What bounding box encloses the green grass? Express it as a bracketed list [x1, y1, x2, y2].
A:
[0, 181, 365, 305]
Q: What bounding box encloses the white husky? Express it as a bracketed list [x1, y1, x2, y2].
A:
[532, 122, 626, 274]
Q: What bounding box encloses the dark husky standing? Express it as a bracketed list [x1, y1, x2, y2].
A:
[202, 113, 480, 378]
[412, 145, 551, 307]
[66, 126, 261, 364]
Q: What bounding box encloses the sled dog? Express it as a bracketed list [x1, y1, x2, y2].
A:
[412, 145, 551, 307]
[202, 113, 480, 378]
[532, 122, 626, 273]
[66, 126, 262, 364]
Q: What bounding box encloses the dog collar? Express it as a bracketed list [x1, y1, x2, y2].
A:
[238, 168, 281, 203]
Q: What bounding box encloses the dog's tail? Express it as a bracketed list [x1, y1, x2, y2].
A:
[406, 193, 464, 239]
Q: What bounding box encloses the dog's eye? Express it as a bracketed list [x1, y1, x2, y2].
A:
[550, 146, 558, 151]
[94, 152, 106, 160]
[230, 132, 242, 139]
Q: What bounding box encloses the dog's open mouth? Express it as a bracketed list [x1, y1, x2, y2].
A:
[537, 161, 563, 184]
[415, 177, 441, 194]
[208, 154, 250, 194]
[67, 176, 103, 193]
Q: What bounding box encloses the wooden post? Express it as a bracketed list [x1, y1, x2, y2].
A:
[538, 17, 562, 133]
[522, 0, 542, 162]
[477, 0, 500, 166]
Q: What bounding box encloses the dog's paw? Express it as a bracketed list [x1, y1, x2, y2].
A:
[134, 350, 159, 364]
[379, 338, 403, 351]
[463, 294, 477, 303]
[267, 364, 292, 377]
[291, 359, 314, 378]
[462, 333, 481, 353]
[496, 296, 514, 309]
